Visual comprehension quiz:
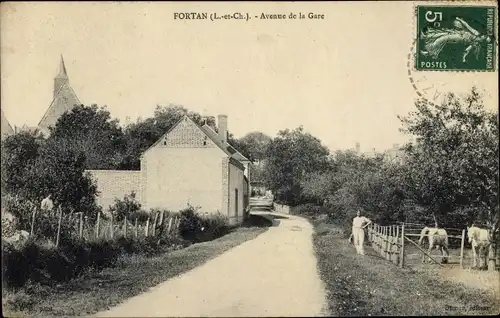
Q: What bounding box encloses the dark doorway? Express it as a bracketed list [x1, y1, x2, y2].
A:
[235, 189, 239, 217]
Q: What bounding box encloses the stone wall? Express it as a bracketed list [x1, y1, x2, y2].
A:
[86, 170, 141, 212]
[273, 203, 298, 215]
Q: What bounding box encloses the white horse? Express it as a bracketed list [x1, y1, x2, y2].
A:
[467, 225, 490, 269]
[419, 227, 449, 264]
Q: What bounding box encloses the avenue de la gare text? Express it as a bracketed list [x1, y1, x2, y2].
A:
[173, 12, 325, 20]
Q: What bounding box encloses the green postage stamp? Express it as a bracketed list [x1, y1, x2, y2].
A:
[416, 5, 497, 71]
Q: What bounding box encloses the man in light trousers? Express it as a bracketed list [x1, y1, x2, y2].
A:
[351, 210, 372, 255]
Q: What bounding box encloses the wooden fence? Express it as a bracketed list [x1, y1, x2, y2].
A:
[366, 222, 466, 268]
[28, 206, 182, 247]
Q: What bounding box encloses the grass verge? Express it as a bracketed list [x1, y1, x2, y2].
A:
[311, 218, 500, 316]
[2, 224, 268, 317]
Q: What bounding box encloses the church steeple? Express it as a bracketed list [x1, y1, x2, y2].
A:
[39, 55, 80, 136]
[54, 55, 68, 98]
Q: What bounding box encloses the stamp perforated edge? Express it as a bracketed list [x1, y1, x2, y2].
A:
[410, 0, 499, 72]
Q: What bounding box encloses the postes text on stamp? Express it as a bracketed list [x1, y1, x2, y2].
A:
[416, 5, 497, 71]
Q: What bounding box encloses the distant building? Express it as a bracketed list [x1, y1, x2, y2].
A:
[349, 142, 405, 162]
[384, 143, 405, 162]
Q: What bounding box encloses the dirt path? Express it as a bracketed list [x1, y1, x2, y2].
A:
[95, 212, 327, 317]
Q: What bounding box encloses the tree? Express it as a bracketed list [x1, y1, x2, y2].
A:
[234, 132, 272, 162]
[1, 129, 100, 219]
[264, 127, 329, 205]
[49, 104, 127, 170]
[1, 130, 45, 197]
[399, 87, 499, 270]
[302, 150, 408, 226]
[25, 138, 100, 217]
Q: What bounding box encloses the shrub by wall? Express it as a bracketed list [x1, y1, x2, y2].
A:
[178, 206, 231, 243]
[1, 234, 190, 289]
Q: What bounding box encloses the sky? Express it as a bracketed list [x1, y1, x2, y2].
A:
[1, 1, 498, 153]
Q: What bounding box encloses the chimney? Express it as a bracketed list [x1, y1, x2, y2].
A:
[218, 114, 228, 143]
[355, 142, 360, 154]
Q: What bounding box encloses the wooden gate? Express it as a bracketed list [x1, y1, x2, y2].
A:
[366, 223, 466, 268]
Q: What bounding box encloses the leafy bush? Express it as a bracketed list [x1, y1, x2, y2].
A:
[2, 233, 191, 289]
[2, 194, 79, 245]
[178, 206, 204, 242]
[198, 213, 231, 242]
[2, 205, 232, 290]
[109, 192, 142, 222]
[178, 206, 231, 243]
[2, 194, 37, 231]
[292, 203, 329, 216]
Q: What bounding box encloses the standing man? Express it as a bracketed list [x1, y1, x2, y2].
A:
[40, 194, 54, 214]
[352, 209, 372, 255]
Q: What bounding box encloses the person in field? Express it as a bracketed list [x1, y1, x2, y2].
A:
[40, 194, 54, 213]
[351, 209, 372, 255]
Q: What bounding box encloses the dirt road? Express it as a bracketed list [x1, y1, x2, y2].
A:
[95, 212, 327, 317]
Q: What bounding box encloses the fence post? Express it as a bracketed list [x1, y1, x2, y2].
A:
[392, 225, 397, 264]
[124, 217, 127, 238]
[79, 212, 84, 238]
[395, 225, 400, 265]
[30, 207, 37, 236]
[168, 217, 173, 233]
[400, 223, 405, 268]
[55, 206, 63, 247]
[382, 226, 386, 259]
[152, 212, 159, 236]
[382, 225, 387, 258]
[96, 211, 101, 239]
[134, 217, 138, 238]
[159, 211, 164, 228]
[378, 225, 382, 255]
[110, 214, 114, 239]
[145, 216, 150, 237]
[378, 225, 381, 256]
[386, 226, 391, 261]
[460, 229, 466, 269]
[382, 226, 386, 258]
[376, 224, 380, 254]
[389, 226, 393, 263]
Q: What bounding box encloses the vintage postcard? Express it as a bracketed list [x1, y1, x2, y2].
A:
[1, 1, 499, 317]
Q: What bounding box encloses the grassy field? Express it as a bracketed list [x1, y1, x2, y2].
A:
[311, 219, 500, 316]
[2, 217, 270, 317]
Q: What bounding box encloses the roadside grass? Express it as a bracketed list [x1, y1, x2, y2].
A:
[2, 223, 268, 317]
[311, 218, 500, 316]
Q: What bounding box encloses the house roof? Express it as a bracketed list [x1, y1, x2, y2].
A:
[141, 115, 250, 168]
[1, 109, 14, 138]
[17, 125, 40, 134]
[37, 81, 81, 128]
[200, 124, 250, 162]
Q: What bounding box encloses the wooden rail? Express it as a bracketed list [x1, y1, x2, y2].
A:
[365, 222, 466, 268]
